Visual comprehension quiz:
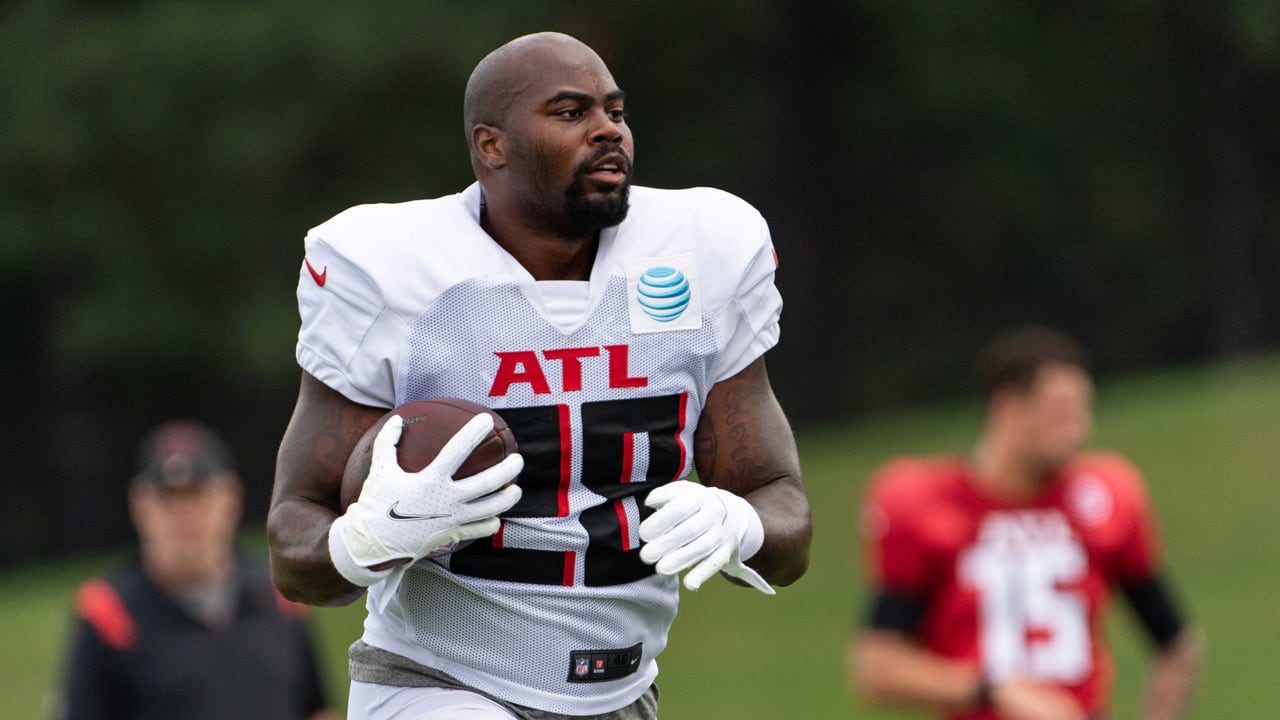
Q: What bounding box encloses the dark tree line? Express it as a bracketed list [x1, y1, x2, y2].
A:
[2, 0, 1277, 561]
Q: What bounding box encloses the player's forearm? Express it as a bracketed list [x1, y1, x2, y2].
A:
[267, 498, 364, 607]
[1141, 628, 1203, 720]
[269, 372, 386, 605]
[847, 630, 982, 711]
[695, 357, 811, 586]
[744, 476, 811, 586]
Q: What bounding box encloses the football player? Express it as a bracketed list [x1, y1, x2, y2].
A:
[268, 32, 811, 720]
[847, 326, 1202, 720]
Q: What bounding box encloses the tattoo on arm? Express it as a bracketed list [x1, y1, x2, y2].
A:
[694, 358, 811, 585]
[697, 359, 795, 495]
[694, 409, 718, 482]
[268, 373, 386, 605]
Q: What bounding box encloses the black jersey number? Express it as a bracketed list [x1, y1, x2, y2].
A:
[449, 394, 687, 586]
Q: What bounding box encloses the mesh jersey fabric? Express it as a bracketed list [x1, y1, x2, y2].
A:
[295, 182, 782, 714]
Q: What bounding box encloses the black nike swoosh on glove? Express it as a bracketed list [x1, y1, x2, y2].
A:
[387, 503, 451, 521]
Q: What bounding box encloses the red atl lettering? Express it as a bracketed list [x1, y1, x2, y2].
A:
[543, 347, 601, 392]
[604, 345, 647, 388]
[489, 345, 649, 397]
[490, 351, 551, 396]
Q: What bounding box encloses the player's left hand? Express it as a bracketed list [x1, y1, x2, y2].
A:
[638, 480, 774, 594]
[989, 679, 1088, 720]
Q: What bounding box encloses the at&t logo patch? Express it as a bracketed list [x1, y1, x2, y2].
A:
[624, 254, 702, 333]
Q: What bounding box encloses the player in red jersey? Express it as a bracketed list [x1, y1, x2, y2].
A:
[847, 326, 1201, 720]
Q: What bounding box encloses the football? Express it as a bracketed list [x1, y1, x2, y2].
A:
[339, 397, 518, 511]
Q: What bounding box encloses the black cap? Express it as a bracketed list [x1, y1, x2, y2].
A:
[135, 421, 237, 490]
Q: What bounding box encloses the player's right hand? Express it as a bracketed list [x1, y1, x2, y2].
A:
[328, 413, 523, 587]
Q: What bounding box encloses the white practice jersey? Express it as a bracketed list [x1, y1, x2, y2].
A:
[296, 182, 782, 715]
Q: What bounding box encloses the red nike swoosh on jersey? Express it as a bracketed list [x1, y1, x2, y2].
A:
[304, 258, 327, 287]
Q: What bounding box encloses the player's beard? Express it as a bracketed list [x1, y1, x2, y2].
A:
[563, 151, 631, 231]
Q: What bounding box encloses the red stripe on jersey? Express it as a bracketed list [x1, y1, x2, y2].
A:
[619, 432, 634, 484]
[614, 500, 632, 552]
[675, 393, 689, 480]
[492, 520, 506, 548]
[557, 404, 572, 517]
[562, 551, 577, 586]
[76, 579, 136, 650]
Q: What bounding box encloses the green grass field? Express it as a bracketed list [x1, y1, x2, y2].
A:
[4, 354, 1278, 718]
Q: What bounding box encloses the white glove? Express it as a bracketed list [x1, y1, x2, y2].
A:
[329, 413, 523, 587]
[638, 480, 774, 594]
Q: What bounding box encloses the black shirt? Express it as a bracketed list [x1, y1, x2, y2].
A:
[57, 553, 328, 720]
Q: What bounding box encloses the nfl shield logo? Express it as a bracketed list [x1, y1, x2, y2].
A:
[574, 657, 590, 678]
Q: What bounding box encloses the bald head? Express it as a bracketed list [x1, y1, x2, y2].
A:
[462, 32, 633, 243]
[464, 32, 614, 149]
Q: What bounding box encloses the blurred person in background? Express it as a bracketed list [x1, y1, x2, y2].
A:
[53, 420, 336, 720]
[847, 326, 1202, 720]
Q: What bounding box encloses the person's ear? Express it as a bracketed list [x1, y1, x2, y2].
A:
[226, 476, 244, 521]
[126, 481, 155, 536]
[986, 386, 1024, 424]
[472, 124, 507, 170]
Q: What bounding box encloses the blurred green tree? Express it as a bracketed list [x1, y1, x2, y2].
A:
[0, 0, 1276, 560]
